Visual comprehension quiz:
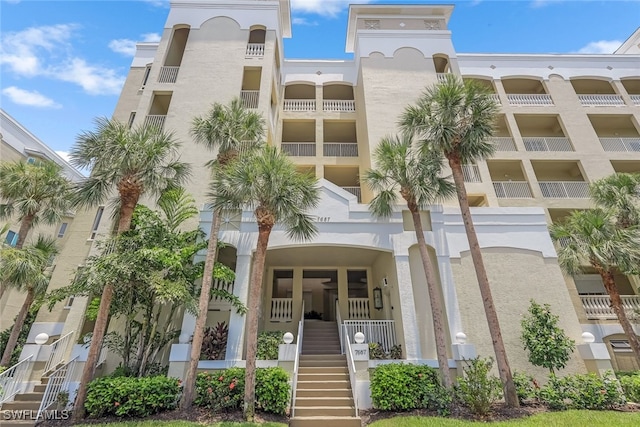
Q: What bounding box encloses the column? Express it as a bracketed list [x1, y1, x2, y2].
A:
[394, 255, 422, 360]
[338, 267, 349, 321]
[226, 254, 252, 360]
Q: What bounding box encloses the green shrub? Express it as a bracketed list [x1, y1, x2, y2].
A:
[85, 375, 180, 418]
[619, 372, 640, 403]
[455, 357, 502, 416]
[257, 331, 283, 360]
[539, 372, 625, 410]
[194, 367, 290, 415]
[513, 371, 539, 404]
[370, 363, 451, 415]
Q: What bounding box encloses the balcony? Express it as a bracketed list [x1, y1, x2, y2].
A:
[158, 66, 179, 83]
[323, 100, 355, 112]
[144, 115, 166, 130]
[630, 95, 640, 106]
[580, 295, 640, 320]
[600, 137, 640, 152]
[324, 142, 358, 157]
[283, 99, 316, 112]
[492, 137, 517, 151]
[341, 186, 361, 202]
[240, 90, 260, 109]
[323, 84, 354, 112]
[578, 94, 624, 106]
[507, 94, 553, 106]
[539, 181, 590, 198]
[492, 181, 533, 198]
[523, 137, 573, 152]
[462, 164, 482, 183]
[281, 142, 316, 157]
[245, 43, 265, 58]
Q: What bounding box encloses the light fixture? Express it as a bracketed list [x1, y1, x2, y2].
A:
[455, 332, 467, 344]
[35, 333, 49, 345]
[283, 332, 294, 344]
[354, 332, 365, 344]
[582, 332, 595, 343]
[373, 287, 383, 310]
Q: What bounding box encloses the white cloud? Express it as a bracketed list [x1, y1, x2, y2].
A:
[1, 86, 61, 109]
[292, 17, 319, 26]
[576, 40, 623, 54]
[291, 0, 372, 16]
[109, 33, 161, 56]
[141, 0, 169, 7]
[54, 58, 125, 95]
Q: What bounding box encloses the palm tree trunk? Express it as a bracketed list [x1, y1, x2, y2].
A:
[0, 289, 35, 366]
[598, 268, 640, 363]
[448, 156, 519, 408]
[410, 207, 453, 389]
[15, 213, 35, 249]
[181, 211, 223, 409]
[244, 225, 271, 422]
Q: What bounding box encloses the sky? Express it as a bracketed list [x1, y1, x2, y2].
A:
[1, 0, 639, 164]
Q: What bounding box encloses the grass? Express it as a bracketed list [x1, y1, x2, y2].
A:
[368, 410, 640, 426]
[77, 422, 287, 427]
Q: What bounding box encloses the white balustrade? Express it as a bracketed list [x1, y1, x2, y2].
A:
[281, 143, 316, 157]
[491, 137, 517, 151]
[0, 355, 33, 407]
[507, 94, 554, 106]
[158, 66, 179, 83]
[342, 324, 358, 417]
[210, 279, 235, 305]
[323, 100, 356, 112]
[270, 298, 293, 322]
[578, 94, 624, 106]
[462, 164, 482, 183]
[523, 137, 573, 152]
[492, 181, 533, 198]
[144, 115, 166, 130]
[44, 331, 74, 374]
[283, 99, 316, 112]
[580, 295, 640, 320]
[343, 320, 397, 352]
[539, 181, 590, 198]
[323, 142, 358, 157]
[37, 357, 78, 419]
[240, 90, 260, 109]
[245, 43, 265, 57]
[341, 186, 361, 202]
[630, 95, 640, 106]
[348, 298, 370, 319]
[599, 137, 640, 152]
[489, 94, 501, 104]
[436, 73, 448, 83]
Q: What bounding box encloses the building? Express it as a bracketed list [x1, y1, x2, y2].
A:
[5, 0, 640, 421]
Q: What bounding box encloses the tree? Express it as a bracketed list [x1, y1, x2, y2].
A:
[181, 98, 265, 409]
[69, 117, 190, 418]
[0, 236, 58, 366]
[520, 300, 575, 374]
[363, 134, 456, 388]
[550, 208, 640, 364]
[399, 74, 519, 407]
[0, 159, 72, 250]
[590, 173, 640, 229]
[210, 146, 319, 421]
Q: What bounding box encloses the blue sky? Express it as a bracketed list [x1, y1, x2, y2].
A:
[1, 0, 639, 162]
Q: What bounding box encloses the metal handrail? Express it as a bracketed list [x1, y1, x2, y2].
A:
[336, 300, 344, 354]
[0, 354, 34, 407]
[290, 301, 304, 418]
[44, 331, 74, 374]
[342, 324, 358, 417]
[37, 356, 78, 419]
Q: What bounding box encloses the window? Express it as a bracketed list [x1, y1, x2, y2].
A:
[128, 112, 136, 128]
[90, 207, 104, 240]
[26, 157, 37, 164]
[58, 222, 68, 238]
[64, 296, 75, 309]
[4, 230, 18, 247]
[141, 65, 151, 88]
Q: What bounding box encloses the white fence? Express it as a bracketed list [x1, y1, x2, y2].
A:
[245, 43, 265, 57]
[323, 100, 355, 112]
[580, 295, 640, 320]
[44, 331, 74, 374]
[283, 99, 316, 112]
[491, 137, 517, 151]
[343, 320, 397, 352]
[323, 143, 358, 157]
[523, 137, 573, 152]
[539, 181, 590, 198]
[270, 298, 293, 322]
[599, 137, 640, 152]
[240, 90, 260, 109]
[507, 94, 554, 106]
[493, 181, 533, 198]
[578, 94, 624, 106]
[347, 298, 370, 320]
[281, 143, 316, 156]
[158, 66, 179, 83]
[0, 355, 33, 407]
[462, 164, 482, 183]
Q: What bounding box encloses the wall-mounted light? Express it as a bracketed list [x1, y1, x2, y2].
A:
[373, 287, 383, 310]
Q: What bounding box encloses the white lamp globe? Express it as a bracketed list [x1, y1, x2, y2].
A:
[455, 332, 467, 344]
[582, 332, 595, 343]
[354, 332, 365, 344]
[35, 333, 49, 345]
[283, 332, 294, 344]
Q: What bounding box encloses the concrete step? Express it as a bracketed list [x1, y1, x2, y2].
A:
[300, 354, 345, 360]
[33, 384, 47, 393]
[297, 380, 350, 390]
[301, 349, 342, 355]
[295, 397, 354, 407]
[298, 373, 349, 381]
[290, 416, 361, 427]
[294, 406, 356, 417]
[300, 359, 346, 367]
[0, 418, 36, 427]
[0, 401, 41, 411]
[296, 388, 353, 398]
[15, 393, 44, 402]
[299, 366, 348, 374]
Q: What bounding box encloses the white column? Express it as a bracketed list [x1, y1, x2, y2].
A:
[226, 254, 252, 360]
[394, 255, 422, 360]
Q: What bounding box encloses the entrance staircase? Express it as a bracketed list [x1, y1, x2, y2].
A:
[290, 321, 361, 427]
[1, 376, 50, 427]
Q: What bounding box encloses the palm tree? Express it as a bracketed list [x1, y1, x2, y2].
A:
[590, 173, 640, 229]
[181, 98, 265, 409]
[0, 236, 58, 366]
[0, 159, 73, 250]
[550, 208, 640, 363]
[363, 134, 456, 388]
[400, 74, 519, 407]
[69, 117, 190, 419]
[210, 146, 319, 421]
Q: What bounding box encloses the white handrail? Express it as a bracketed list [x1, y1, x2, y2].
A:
[37, 356, 78, 419]
[290, 301, 304, 418]
[342, 324, 358, 417]
[0, 354, 34, 407]
[44, 331, 74, 374]
[336, 300, 343, 354]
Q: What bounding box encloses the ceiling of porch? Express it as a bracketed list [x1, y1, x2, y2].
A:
[265, 245, 387, 267]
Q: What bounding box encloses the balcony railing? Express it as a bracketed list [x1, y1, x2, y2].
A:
[343, 320, 397, 352]
[578, 94, 624, 106]
[599, 137, 640, 152]
[491, 137, 517, 151]
[507, 94, 554, 106]
[580, 295, 640, 320]
[341, 186, 361, 202]
[210, 279, 234, 307]
[245, 43, 265, 57]
[323, 100, 355, 112]
[324, 142, 358, 157]
[281, 142, 316, 157]
[436, 73, 449, 83]
[493, 181, 533, 198]
[348, 298, 370, 319]
[270, 298, 293, 322]
[283, 99, 316, 112]
[144, 115, 166, 130]
[489, 94, 501, 104]
[158, 66, 179, 83]
[462, 164, 482, 183]
[240, 90, 260, 109]
[630, 95, 640, 106]
[539, 181, 590, 198]
[523, 137, 573, 152]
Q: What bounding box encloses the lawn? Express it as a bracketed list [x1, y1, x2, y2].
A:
[78, 422, 286, 427]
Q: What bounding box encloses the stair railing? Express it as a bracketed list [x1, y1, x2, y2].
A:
[342, 324, 358, 417]
[44, 331, 74, 374]
[37, 356, 78, 420]
[336, 300, 344, 354]
[290, 301, 304, 418]
[0, 354, 34, 408]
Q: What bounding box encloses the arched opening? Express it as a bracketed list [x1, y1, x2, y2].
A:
[246, 26, 266, 57]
